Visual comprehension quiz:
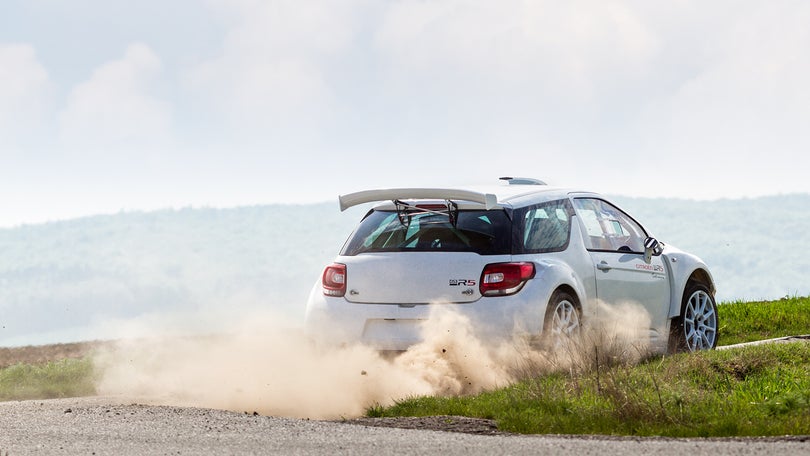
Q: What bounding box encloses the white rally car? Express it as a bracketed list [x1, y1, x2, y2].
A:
[305, 178, 718, 353]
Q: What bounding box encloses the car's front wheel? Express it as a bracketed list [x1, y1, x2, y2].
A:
[543, 290, 581, 350]
[669, 283, 718, 352]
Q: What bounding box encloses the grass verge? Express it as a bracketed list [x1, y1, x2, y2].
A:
[0, 358, 96, 401]
[368, 342, 810, 436]
[367, 296, 810, 436]
[719, 295, 810, 345]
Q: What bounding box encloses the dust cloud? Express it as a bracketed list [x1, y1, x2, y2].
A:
[94, 301, 654, 419]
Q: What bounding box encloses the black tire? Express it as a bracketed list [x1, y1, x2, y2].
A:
[669, 282, 719, 353]
[543, 290, 581, 350]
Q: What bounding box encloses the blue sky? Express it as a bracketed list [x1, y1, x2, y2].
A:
[2, 0, 809, 227]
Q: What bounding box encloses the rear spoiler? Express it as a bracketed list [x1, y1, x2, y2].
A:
[338, 188, 499, 212]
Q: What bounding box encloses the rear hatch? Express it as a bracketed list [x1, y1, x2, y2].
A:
[339, 252, 511, 304]
[336, 205, 513, 304]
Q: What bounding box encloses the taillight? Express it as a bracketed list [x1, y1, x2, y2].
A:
[322, 263, 347, 297]
[479, 262, 535, 296]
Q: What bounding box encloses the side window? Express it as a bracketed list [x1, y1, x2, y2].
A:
[572, 198, 647, 253]
[520, 199, 571, 252]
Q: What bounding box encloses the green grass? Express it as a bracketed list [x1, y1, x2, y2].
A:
[367, 295, 810, 436]
[719, 295, 810, 345]
[0, 358, 96, 401]
[369, 342, 810, 436]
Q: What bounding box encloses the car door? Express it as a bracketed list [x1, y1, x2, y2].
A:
[572, 198, 671, 335]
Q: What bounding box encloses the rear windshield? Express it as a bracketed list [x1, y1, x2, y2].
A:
[341, 209, 512, 256]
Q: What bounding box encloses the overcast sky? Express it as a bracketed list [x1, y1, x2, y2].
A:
[2, 0, 809, 227]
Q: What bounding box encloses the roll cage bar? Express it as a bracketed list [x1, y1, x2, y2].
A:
[394, 199, 459, 228]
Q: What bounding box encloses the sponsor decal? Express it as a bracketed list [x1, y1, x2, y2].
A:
[636, 263, 665, 273]
[450, 279, 477, 286]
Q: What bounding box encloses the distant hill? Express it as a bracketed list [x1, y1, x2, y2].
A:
[1, 195, 808, 346]
[0, 203, 364, 346]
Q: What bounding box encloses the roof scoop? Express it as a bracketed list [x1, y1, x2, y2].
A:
[499, 177, 547, 185]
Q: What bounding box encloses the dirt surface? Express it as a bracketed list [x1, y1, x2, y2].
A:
[342, 415, 506, 435]
[1, 398, 808, 456]
[343, 415, 810, 442]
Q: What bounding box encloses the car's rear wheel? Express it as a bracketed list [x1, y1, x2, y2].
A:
[543, 290, 581, 350]
[669, 283, 718, 353]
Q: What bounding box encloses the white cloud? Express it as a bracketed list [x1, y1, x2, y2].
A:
[374, 0, 659, 101]
[626, 2, 810, 197]
[58, 43, 172, 151]
[0, 43, 50, 149]
[2, 0, 810, 229]
[368, 1, 810, 198]
[186, 0, 367, 132]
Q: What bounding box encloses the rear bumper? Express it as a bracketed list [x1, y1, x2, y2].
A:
[304, 283, 547, 350]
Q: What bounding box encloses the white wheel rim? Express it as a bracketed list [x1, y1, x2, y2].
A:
[683, 290, 717, 351]
[551, 299, 580, 347]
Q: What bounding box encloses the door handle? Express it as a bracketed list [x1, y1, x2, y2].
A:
[597, 261, 612, 271]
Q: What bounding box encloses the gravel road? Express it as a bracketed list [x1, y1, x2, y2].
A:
[1, 397, 807, 455]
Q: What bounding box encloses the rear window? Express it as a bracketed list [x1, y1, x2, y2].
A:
[341, 209, 512, 256]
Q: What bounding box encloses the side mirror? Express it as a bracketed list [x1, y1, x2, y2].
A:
[643, 237, 663, 263]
